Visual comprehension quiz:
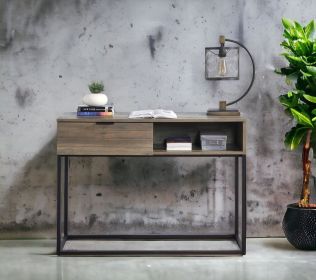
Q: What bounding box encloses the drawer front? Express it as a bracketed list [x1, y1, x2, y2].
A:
[57, 122, 153, 155]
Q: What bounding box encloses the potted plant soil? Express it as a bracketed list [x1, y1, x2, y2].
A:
[277, 18, 316, 250]
[83, 81, 108, 106]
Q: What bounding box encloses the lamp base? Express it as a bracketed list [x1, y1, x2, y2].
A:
[206, 101, 240, 116]
[206, 109, 240, 116]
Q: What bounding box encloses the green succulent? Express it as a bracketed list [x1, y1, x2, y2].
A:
[277, 18, 316, 150]
[88, 81, 104, 94]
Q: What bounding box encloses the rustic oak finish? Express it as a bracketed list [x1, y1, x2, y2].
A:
[57, 122, 153, 155]
[58, 113, 246, 123]
[57, 114, 246, 155]
[56, 114, 247, 255]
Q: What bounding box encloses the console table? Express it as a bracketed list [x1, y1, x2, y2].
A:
[56, 114, 246, 255]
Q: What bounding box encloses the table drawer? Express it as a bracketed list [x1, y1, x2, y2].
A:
[57, 122, 153, 155]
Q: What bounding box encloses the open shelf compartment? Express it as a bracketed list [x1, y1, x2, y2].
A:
[153, 122, 245, 155]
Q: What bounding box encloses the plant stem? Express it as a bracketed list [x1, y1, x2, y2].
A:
[299, 129, 312, 207]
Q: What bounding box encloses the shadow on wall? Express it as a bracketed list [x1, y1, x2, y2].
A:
[0, 135, 234, 238]
[66, 156, 234, 235]
[0, 137, 58, 237]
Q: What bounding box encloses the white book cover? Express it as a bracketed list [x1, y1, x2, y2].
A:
[167, 146, 192, 151]
[167, 143, 192, 148]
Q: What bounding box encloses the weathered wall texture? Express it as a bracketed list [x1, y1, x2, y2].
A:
[0, 0, 315, 238]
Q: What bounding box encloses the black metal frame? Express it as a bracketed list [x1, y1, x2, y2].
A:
[57, 154, 246, 256]
[205, 37, 256, 108]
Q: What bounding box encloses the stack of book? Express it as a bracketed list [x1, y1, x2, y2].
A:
[77, 104, 114, 117]
[166, 136, 192, 151]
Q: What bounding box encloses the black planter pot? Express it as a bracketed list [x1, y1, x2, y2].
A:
[282, 203, 316, 250]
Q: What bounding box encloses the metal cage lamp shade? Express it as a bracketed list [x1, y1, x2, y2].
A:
[205, 35, 255, 116]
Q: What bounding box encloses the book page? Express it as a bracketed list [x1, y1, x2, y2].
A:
[153, 109, 177, 119]
[128, 110, 154, 118]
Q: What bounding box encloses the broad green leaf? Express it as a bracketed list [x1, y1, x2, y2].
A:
[287, 91, 293, 97]
[294, 21, 305, 38]
[303, 94, 316, 103]
[306, 78, 316, 92]
[279, 95, 292, 107]
[284, 128, 295, 148]
[290, 128, 307, 150]
[290, 108, 313, 127]
[304, 20, 314, 35]
[278, 18, 316, 148]
[281, 40, 294, 52]
[283, 30, 294, 40]
[300, 70, 312, 77]
[306, 66, 316, 75]
[301, 56, 314, 65]
[282, 18, 294, 30]
[284, 126, 308, 150]
[305, 20, 316, 40]
[283, 54, 304, 66]
[297, 102, 310, 114]
[279, 67, 297, 77]
[286, 90, 305, 98]
[295, 76, 308, 91]
[279, 92, 300, 109]
[293, 40, 311, 56]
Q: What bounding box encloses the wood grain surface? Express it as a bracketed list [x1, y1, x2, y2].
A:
[57, 114, 246, 156]
[57, 122, 153, 155]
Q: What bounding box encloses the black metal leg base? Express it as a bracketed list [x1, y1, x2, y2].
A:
[57, 235, 245, 256]
[56, 155, 246, 256]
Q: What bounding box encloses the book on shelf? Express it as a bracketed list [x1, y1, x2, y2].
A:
[166, 136, 192, 151]
[129, 109, 177, 119]
[166, 145, 192, 151]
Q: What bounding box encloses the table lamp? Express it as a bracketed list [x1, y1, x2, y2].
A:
[205, 35, 255, 116]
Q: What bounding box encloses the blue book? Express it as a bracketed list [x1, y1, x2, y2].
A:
[77, 111, 113, 116]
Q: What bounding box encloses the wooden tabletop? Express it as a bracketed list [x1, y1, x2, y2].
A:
[58, 113, 246, 123]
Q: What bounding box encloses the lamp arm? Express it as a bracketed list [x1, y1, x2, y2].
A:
[225, 38, 255, 106]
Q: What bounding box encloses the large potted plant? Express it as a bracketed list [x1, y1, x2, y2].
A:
[277, 18, 316, 250]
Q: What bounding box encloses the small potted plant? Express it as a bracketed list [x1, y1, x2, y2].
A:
[83, 81, 108, 106]
[277, 18, 316, 250]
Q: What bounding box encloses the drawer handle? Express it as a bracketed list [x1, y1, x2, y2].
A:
[95, 122, 114, 125]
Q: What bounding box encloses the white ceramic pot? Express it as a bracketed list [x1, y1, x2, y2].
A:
[83, 93, 108, 106]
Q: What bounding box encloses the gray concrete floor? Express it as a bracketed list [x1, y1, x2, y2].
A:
[0, 238, 315, 280]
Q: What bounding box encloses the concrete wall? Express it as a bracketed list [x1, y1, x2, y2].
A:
[0, 0, 315, 238]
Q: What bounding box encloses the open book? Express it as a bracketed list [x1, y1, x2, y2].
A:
[129, 109, 177, 119]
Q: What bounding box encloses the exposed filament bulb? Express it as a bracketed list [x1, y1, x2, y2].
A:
[218, 57, 227, 76]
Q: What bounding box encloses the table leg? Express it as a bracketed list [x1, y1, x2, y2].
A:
[64, 156, 69, 238]
[234, 156, 239, 241]
[56, 156, 62, 255]
[241, 155, 247, 254]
